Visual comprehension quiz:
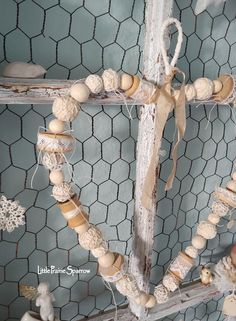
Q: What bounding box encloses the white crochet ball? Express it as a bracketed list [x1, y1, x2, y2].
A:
[191, 235, 207, 250]
[42, 152, 64, 170]
[185, 245, 198, 259]
[52, 182, 74, 202]
[212, 201, 229, 217]
[154, 284, 169, 304]
[102, 68, 120, 92]
[197, 221, 217, 240]
[208, 213, 220, 225]
[193, 77, 214, 100]
[70, 83, 90, 102]
[52, 96, 79, 122]
[85, 75, 103, 94]
[91, 241, 108, 258]
[185, 84, 196, 101]
[116, 274, 140, 299]
[79, 225, 103, 250]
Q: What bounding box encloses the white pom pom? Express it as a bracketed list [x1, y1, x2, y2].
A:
[193, 77, 214, 100]
[79, 225, 103, 250]
[49, 119, 65, 134]
[191, 235, 207, 250]
[120, 74, 133, 91]
[98, 251, 115, 268]
[85, 75, 103, 94]
[49, 170, 64, 185]
[102, 68, 120, 92]
[185, 84, 196, 101]
[213, 79, 223, 94]
[42, 152, 64, 171]
[70, 83, 90, 102]
[145, 295, 156, 308]
[52, 182, 74, 202]
[197, 221, 217, 240]
[52, 96, 79, 122]
[185, 245, 198, 259]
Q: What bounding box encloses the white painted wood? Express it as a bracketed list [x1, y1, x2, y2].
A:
[129, 0, 174, 318]
[78, 281, 219, 321]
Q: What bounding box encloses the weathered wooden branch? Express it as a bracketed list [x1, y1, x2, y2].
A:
[78, 281, 219, 321]
[129, 0, 174, 318]
[0, 78, 137, 105]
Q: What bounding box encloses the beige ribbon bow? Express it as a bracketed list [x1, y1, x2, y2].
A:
[141, 68, 186, 210]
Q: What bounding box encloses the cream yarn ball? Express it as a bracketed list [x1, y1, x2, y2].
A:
[52, 96, 79, 122]
[49, 119, 65, 134]
[185, 245, 198, 259]
[213, 79, 223, 94]
[197, 221, 217, 240]
[191, 235, 207, 250]
[145, 295, 157, 308]
[134, 291, 149, 306]
[212, 201, 229, 217]
[98, 251, 115, 268]
[70, 83, 90, 102]
[185, 84, 196, 101]
[42, 152, 64, 171]
[115, 274, 140, 299]
[49, 170, 64, 185]
[85, 75, 103, 94]
[154, 284, 169, 304]
[193, 77, 214, 100]
[79, 225, 103, 250]
[52, 182, 74, 202]
[163, 274, 179, 292]
[208, 213, 220, 225]
[102, 68, 120, 92]
[120, 74, 133, 91]
[91, 241, 108, 258]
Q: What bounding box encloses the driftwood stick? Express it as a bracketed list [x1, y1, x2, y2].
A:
[129, 0, 174, 318]
[78, 281, 219, 321]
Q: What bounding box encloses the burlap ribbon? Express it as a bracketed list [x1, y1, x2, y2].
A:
[141, 68, 186, 210]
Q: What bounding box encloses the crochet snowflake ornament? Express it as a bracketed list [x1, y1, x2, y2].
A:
[0, 195, 26, 232]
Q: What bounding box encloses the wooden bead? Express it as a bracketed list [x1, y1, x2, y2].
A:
[145, 294, 156, 308]
[230, 244, 236, 267]
[135, 292, 149, 306]
[232, 172, 236, 181]
[191, 235, 207, 250]
[120, 74, 133, 91]
[74, 222, 89, 234]
[49, 170, 64, 185]
[213, 79, 223, 94]
[70, 83, 90, 102]
[98, 251, 115, 268]
[208, 213, 220, 225]
[227, 180, 236, 193]
[49, 119, 65, 134]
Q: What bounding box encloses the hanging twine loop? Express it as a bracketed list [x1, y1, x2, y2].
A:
[141, 18, 186, 210]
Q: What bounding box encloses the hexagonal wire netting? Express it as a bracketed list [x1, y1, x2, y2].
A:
[0, 0, 235, 321]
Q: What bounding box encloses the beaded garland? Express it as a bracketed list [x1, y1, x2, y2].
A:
[36, 65, 236, 309]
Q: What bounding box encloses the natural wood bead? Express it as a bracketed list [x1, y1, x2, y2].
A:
[191, 235, 207, 250]
[145, 294, 156, 308]
[74, 222, 89, 234]
[232, 172, 236, 181]
[227, 180, 236, 193]
[120, 74, 133, 91]
[231, 244, 236, 267]
[49, 170, 64, 185]
[134, 291, 149, 306]
[98, 251, 115, 268]
[208, 213, 220, 225]
[49, 119, 65, 134]
[70, 83, 90, 102]
[213, 79, 223, 94]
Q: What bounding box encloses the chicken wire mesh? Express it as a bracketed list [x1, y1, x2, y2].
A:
[0, 0, 235, 321]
